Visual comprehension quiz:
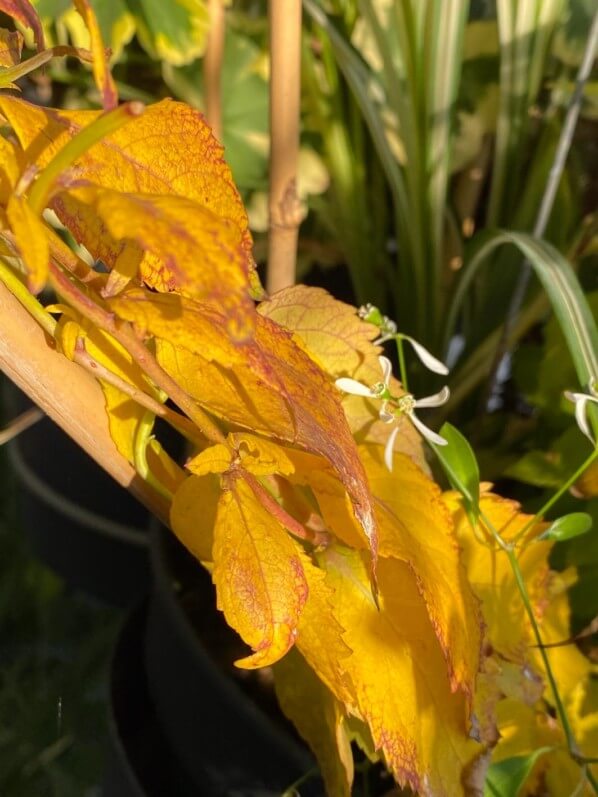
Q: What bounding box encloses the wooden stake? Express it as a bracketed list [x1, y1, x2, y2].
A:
[0, 281, 170, 526]
[267, 0, 303, 294]
[204, 0, 226, 141]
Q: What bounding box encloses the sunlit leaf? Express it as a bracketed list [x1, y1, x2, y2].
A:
[260, 285, 425, 467]
[54, 310, 158, 466]
[316, 547, 482, 794]
[6, 194, 48, 293]
[170, 473, 220, 563]
[274, 648, 353, 797]
[60, 182, 255, 335]
[296, 444, 482, 701]
[108, 288, 378, 556]
[212, 475, 309, 669]
[0, 96, 258, 289]
[445, 488, 550, 663]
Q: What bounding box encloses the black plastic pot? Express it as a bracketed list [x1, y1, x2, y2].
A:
[4, 383, 151, 607]
[144, 524, 325, 797]
[103, 600, 201, 797]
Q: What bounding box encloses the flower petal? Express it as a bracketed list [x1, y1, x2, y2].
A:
[379, 401, 395, 424]
[408, 411, 448, 446]
[414, 385, 450, 409]
[335, 377, 373, 397]
[378, 355, 393, 386]
[565, 390, 597, 444]
[403, 335, 449, 375]
[384, 425, 400, 471]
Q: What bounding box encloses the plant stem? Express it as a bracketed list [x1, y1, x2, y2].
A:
[204, 0, 226, 141]
[512, 447, 598, 544]
[73, 337, 206, 447]
[267, 0, 302, 293]
[49, 261, 226, 446]
[479, 509, 589, 778]
[0, 407, 44, 445]
[0, 258, 56, 336]
[505, 545, 578, 755]
[396, 335, 409, 392]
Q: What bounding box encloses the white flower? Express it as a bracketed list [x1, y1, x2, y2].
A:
[401, 335, 449, 375]
[335, 357, 450, 470]
[564, 390, 598, 445]
[384, 387, 450, 471]
[335, 356, 394, 423]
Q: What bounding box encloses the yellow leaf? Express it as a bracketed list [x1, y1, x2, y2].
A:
[170, 473, 221, 563]
[72, 0, 117, 110]
[230, 433, 295, 476]
[362, 446, 482, 701]
[54, 312, 158, 465]
[0, 96, 257, 288]
[189, 433, 294, 478]
[259, 285, 426, 469]
[146, 438, 186, 495]
[61, 183, 254, 336]
[108, 288, 378, 557]
[274, 648, 354, 797]
[289, 445, 482, 701]
[319, 547, 482, 794]
[445, 489, 551, 663]
[6, 194, 48, 292]
[0, 28, 23, 67]
[0, 135, 21, 204]
[212, 475, 309, 669]
[187, 443, 232, 476]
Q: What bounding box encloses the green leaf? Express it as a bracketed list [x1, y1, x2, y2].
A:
[447, 231, 598, 401]
[484, 748, 553, 797]
[434, 422, 480, 522]
[129, 0, 210, 66]
[538, 512, 593, 542]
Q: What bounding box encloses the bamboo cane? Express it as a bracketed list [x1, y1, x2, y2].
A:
[204, 0, 226, 141]
[0, 280, 170, 525]
[266, 0, 303, 294]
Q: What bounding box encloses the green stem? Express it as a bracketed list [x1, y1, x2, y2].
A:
[479, 508, 586, 775]
[28, 102, 145, 216]
[396, 335, 409, 392]
[133, 411, 173, 502]
[506, 546, 578, 755]
[0, 258, 56, 336]
[512, 448, 598, 544]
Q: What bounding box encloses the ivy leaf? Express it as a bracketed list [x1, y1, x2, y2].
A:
[484, 748, 552, 797]
[212, 475, 309, 669]
[538, 512, 593, 542]
[274, 648, 353, 797]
